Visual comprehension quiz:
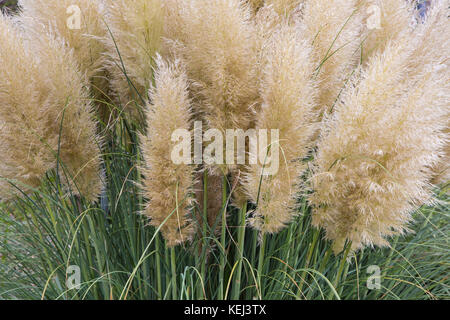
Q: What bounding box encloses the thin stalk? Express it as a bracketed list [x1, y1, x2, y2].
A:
[155, 234, 162, 299]
[257, 233, 266, 299]
[200, 171, 208, 299]
[328, 242, 352, 300]
[81, 221, 99, 299]
[165, 246, 170, 296]
[231, 202, 247, 300]
[250, 230, 258, 268]
[318, 246, 332, 274]
[86, 215, 109, 299]
[275, 226, 294, 298]
[338, 262, 350, 297]
[218, 175, 227, 300]
[135, 155, 149, 300]
[297, 228, 320, 298]
[171, 247, 178, 299]
[305, 245, 333, 300]
[248, 230, 258, 300]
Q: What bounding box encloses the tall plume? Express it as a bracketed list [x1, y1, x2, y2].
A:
[408, 1, 449, 186]
[300, 0, 363, 117]
[166, 0, 260, 174]
[309, 2, 449, 253]
[0, 14, 102, 201]
[164, 0, 261, 214]
[246, 23, 317, 233]
[140, 56, 195, 247]
[103, 0, 164, 118]
[359, 0, 414, 63]
[18, 0, 110, 120]
[362, 1, 450, 186]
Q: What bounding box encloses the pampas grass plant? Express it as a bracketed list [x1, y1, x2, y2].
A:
[309, 1, 448, 252]
[245, 23, 317, 234]
[103, 0, 164, 119]
[18, 0, 107, 81]
[0, 14, 54, 199]
[140, 56, 195, 247]
[18, 0, 111, 121]
[0, 0, 448, 301]
[309, 40, 445, 252]
[0, 13, 102, 201]
[301, 0, 363, 118]
[167, 0, 260, 169]
[164, 0, 261, 219]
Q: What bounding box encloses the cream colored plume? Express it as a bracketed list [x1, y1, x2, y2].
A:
[140, 56, 195, 247]
[246, 23, 317, 233]
[409, 1, 450, 185]
[310, 8, 449, 253]
[300, 0, 363, 117]
[359, 0, 414, 62]
[18, 0, 109, 111]
[265, 0, 304, 17]
[103, 0, 164, 116]
[166, 0, 259, 173]
[0, 14, 102, 201]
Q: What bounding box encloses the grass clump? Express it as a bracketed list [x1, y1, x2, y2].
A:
[0, 0, 448, 300]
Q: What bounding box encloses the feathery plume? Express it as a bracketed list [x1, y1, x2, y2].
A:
[246, 23, 317, 233]
[265, 0, 304, 17]
[432, 129, 449, 185]
[300, 0, 363, 117]
[140, 56, 195, 247]
[0, 14, 102, 201]
[31, 31, 103, 202]
[309, 22, 448, 253]
[432, 142, 449, 185]
[407, 1, 449, 185]
[0, 14, 53, 198]
[103, 0, 164, 116]
[162, 0, 186, 49]
[253, 4, 284, 55]
[167, 0, 260, 173]
[18, 0, 109, 111]
[359, 0, 414, 62]
[165, 0, 261, 211]
[252, 1, 298, 44]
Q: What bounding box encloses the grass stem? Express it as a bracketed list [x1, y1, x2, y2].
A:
[171, 247, 177, 299]
[231, 201, 247, 300]
[218, 175, 228, 300]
